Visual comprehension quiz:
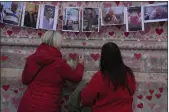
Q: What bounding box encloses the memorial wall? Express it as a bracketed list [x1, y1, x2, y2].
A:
[1, 1, 168, 112]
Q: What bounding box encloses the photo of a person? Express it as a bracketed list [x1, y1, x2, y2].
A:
[0, 2, 3, 22]
[21, 2, 40, 29]
[144, 3, 168, 23]
[39, 4, 58, 30]
[82, 8, 100, 32]
[126, 6, 144, 32]
[62, 7, 80, 32]
[2, 2, 22, 25]
[102, 7, 125, 26]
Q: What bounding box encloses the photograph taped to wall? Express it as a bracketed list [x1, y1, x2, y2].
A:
[126, 6, 144, 32]
[2, 1, 23, 26]
[144, 3, 168, 23]
[0, 2, 3, 23]
[39, 4, 58, 30]
[62, 7, 80, 32]
[101, 7, 125, 26]
[82, 7, 100, 32]
[21, 2, 41, 29]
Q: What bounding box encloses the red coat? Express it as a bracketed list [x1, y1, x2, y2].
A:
[18, 43, 84, 112]
[81, 71, 136, 112]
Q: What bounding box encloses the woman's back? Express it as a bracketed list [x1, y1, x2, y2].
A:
[81, 70, 136, 112]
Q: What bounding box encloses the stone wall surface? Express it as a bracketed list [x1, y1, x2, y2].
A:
[0, 1, 168, 112]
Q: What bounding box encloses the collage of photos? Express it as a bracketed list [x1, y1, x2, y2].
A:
[144, 3, 168, 23]
[102, 7, 125, 26]
[39, 4, 58, 30]
[0, 2, 168, 33]
[82, 8, 100, 32]
[126, 6, 144, 32]
[1, 2, 22, 26]
[62, 7, 80, 32]
[21, 2, 41, 29]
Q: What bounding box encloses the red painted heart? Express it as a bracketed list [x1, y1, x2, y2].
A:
[7, 30, 13, 36]
[91, 53, 100, 61]
[14, 90, 18, 94]
[134, 53, 141, 60]
[85, 32, 91, 37]
[149, 90, 154, 94]
[2, 85, 10, 91]
[155, 94, 161, 99]
[155, 28, 164, 35]
[0, 23, 5, 29]
[146, 96, 152, 101]
[74, 32, 79, 35]
[149, 1, 155, 4]
[137, 103, 143, 109]
[38, 32, 43, 37]
[115, 1, 120, 6]
[103, 2, 112, 8]
[159, 21, 165, 27]
[82, 42, 86, 46]
[109, 31, 114, 36]
[159, 88, 163, 93]
[1, 56, 8, 61]
[124, 32, 129, 37]
[137, 95, 143, 100]
[69, 53, 78, 60]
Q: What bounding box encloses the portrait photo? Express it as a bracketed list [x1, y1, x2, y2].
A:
[21, 2, 41, 29]
[144, 3, 168, 23]
[126, 6, 144, 32]
[101, 7, 125, 26]
[62, 7, 80, 32]
[82, 8, 100, 32]
[39, 4, 58, 30]
[0, 2, 3, 22]
[2, 2, 23, 26]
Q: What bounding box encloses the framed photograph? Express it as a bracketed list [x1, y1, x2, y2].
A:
[21, 2, 41, 29]
[0, 2, 3, 23]
[39, 4, 58, 30]
[82, 7, 100, 32]
[2, 1, 23, 26]
[101, 7, 125, 26]
[62, 7, 80, 32]
[126, 6, 144, 32]
[144, 3, 168, 23]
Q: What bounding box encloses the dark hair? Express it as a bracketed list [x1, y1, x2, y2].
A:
[100, 42, 134, 91]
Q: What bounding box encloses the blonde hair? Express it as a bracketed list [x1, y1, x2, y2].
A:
[41, 31, 63, 49]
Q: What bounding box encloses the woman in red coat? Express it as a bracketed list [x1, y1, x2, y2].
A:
[81, 42, 136, 112]
[18, 31, 84, 112]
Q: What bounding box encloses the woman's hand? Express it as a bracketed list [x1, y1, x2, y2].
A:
[78, 55, 85, 64]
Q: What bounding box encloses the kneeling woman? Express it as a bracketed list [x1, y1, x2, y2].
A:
[81, 42, 136, 112]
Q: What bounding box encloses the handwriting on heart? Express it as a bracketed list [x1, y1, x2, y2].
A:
[155, 94, 161, 99]
[91, 53, 100, 61]
[159, 88, 163, 93]
[69, 53, 78, 60]
[146, 96, 152, 101]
